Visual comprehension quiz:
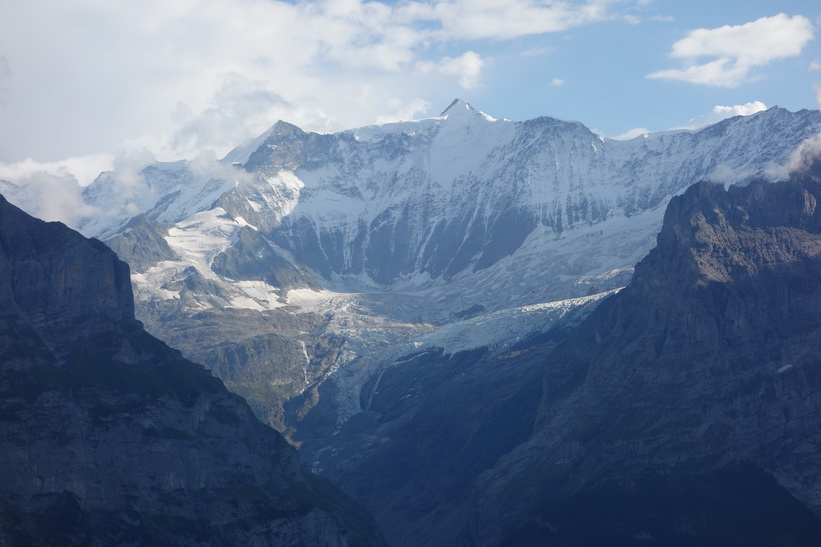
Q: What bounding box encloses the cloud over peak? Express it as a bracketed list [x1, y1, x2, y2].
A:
[682, 101, 768, 130]
[0, 0, 648, 165]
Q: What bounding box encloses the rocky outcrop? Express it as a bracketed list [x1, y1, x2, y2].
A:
[104, 214, 178, 272]
[467, 178, 821, 545]
[0, 195, 134, 358]
[0, 195, 383, 546]
[211, 226, 321, 291]
[137, 306, 345, 431]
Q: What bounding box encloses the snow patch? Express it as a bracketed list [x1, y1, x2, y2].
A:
[165, 208, 250, 279]
[226, 281, 285, 310]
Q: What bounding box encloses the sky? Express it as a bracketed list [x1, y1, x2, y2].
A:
[1, 0, 820, 207]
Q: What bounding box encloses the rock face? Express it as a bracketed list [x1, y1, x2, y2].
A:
[0, 195, 383, 546]
[211, 226, 321, 292]
[466, 177, 821, 545]
[309, 335, 566, 546]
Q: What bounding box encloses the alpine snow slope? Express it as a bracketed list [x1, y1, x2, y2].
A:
[62, 100, 821, 443]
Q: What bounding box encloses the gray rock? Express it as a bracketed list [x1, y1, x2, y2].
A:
[105, 214, 178, 272]
[211, 226, 320, 291]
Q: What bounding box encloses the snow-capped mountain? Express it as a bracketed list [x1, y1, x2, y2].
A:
[85, 101, 821, 307]
[73, 100, 821, 434]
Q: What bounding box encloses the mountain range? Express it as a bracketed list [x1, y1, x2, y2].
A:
[3, 100, 821, 544]
[64, 101, 821, 437]
[465, 173, 821, 546]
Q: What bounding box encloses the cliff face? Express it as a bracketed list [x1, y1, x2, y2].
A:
[542, 179, 821, 483]
[0, 195, 382, 546]
[468, 178, 821, 545]
[0, 194, 134, 362]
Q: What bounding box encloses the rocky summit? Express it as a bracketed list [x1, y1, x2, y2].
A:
[0, 195, 383, 546]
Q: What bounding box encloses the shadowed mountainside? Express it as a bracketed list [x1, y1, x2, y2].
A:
[0, 195, 383, 546]
[465, 177, 821, 545]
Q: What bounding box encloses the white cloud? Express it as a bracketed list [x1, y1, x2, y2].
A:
[105, 150, 157, 216]
[0, 0, 651, 188]
[611, 127, 650, 140]
[708, 164, 755, 185]
[765, 88, 821, 179]
[0, 155, 113, 188]
[420, 0, 619, 41]
[171, 74, 288, 159]
[0, 171, 98, 227]
[0, 56, 9, 107]
[765, 132, 821, 180]
[648, 14, 814, 87]
[650, 58, 749, 87]
[549, 78, 565, 87]
[375, 98, 432, 124]
[189, 149, 256, 187]
[680, 101, 768, 130]
[811, 61, 821, 70]
[417, 51, 485, 89]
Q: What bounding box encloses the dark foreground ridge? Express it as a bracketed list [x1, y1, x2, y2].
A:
[0, 194, 383, 546]
[466, 177, 821, 545]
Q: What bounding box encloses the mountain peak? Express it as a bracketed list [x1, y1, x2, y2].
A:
[270, 119, 307, 136]
[440, 98, 475, 117]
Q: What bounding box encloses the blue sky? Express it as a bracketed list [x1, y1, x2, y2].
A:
[0, 0, 820, 191]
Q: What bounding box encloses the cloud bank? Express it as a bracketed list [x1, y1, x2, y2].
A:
[0, 0, 642, 166]
[2, 1, 819, 202]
